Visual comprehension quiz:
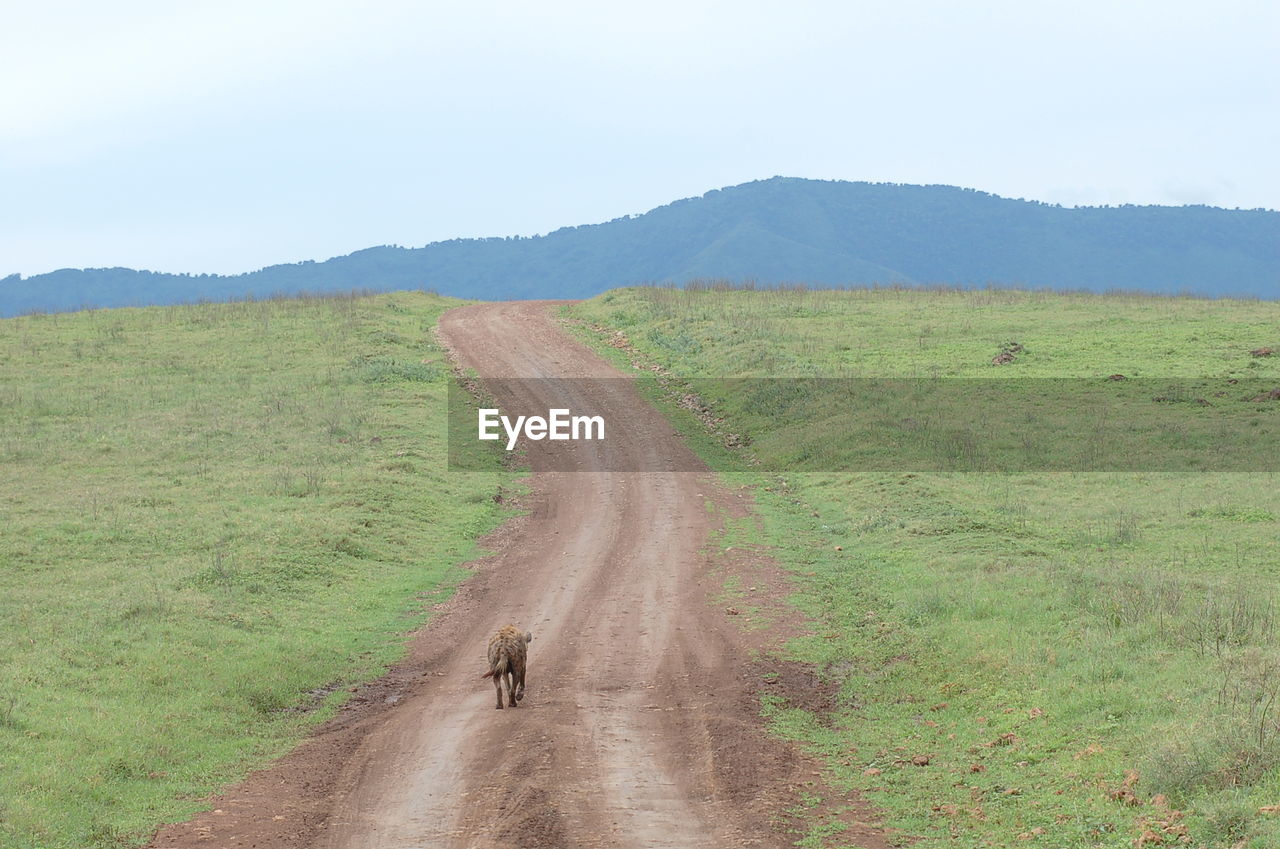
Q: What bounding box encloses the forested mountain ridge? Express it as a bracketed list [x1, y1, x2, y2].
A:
[3, 177, 1276, 315]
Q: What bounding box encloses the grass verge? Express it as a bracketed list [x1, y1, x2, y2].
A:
[0, 291, 511, 848]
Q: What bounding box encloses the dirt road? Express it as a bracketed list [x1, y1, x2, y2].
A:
[149, 301, 886, 849]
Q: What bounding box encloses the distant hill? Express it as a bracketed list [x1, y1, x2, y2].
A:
[3, 177, 1277, 315]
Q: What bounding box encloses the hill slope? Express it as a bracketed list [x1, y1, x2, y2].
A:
[3, 177, 1277, 315]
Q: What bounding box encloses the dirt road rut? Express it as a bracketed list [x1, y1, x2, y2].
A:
[149, 301, 886, 849]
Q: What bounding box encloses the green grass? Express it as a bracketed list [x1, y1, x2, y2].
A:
[568, 285, 1280, 848]
[0, 292, 510, 848]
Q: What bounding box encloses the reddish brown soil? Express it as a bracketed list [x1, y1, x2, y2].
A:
[147, 301, 889, 849]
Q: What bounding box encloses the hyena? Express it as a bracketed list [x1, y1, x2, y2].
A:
[480, 625, 532, 709]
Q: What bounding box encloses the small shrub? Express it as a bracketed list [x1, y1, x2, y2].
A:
[1188, 590, 1277, 657]
[85, 821, 133, 848]
[1198, 793, 1261, 843]
[351, 357, 440, 383]
[0, 691, 17, 728]
[1145, 657, 1280, 802]
[242, 684, 292, 716]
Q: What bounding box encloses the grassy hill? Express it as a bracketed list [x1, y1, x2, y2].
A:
[4, 178, 1277, 316]
[0, 292, 508, 848]
[568, 286, 1280, 848]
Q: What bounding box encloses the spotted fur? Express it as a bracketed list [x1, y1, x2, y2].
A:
[480, 625, 532, 709]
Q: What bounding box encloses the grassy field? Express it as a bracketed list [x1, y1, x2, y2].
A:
[568, 286, 1280, 848]
[0, 292, 508, 848]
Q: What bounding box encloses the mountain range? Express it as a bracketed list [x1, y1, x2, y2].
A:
[3, 177, 1277, 316]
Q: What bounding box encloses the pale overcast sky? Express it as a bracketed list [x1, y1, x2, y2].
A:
[3, 0, 1277, 276]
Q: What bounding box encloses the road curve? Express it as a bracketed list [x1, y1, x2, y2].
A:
[149, 301, 886, 849]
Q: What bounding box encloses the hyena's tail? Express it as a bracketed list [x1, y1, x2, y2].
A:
[480, 655, 509, 680]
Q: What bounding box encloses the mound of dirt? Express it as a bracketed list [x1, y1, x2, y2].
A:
[992, 341, 1025, 365]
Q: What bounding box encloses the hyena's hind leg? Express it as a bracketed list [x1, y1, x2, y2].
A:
[492, 665, 506, 710]
[515, 631, 532, 702]
[505, 668, 519, 707]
